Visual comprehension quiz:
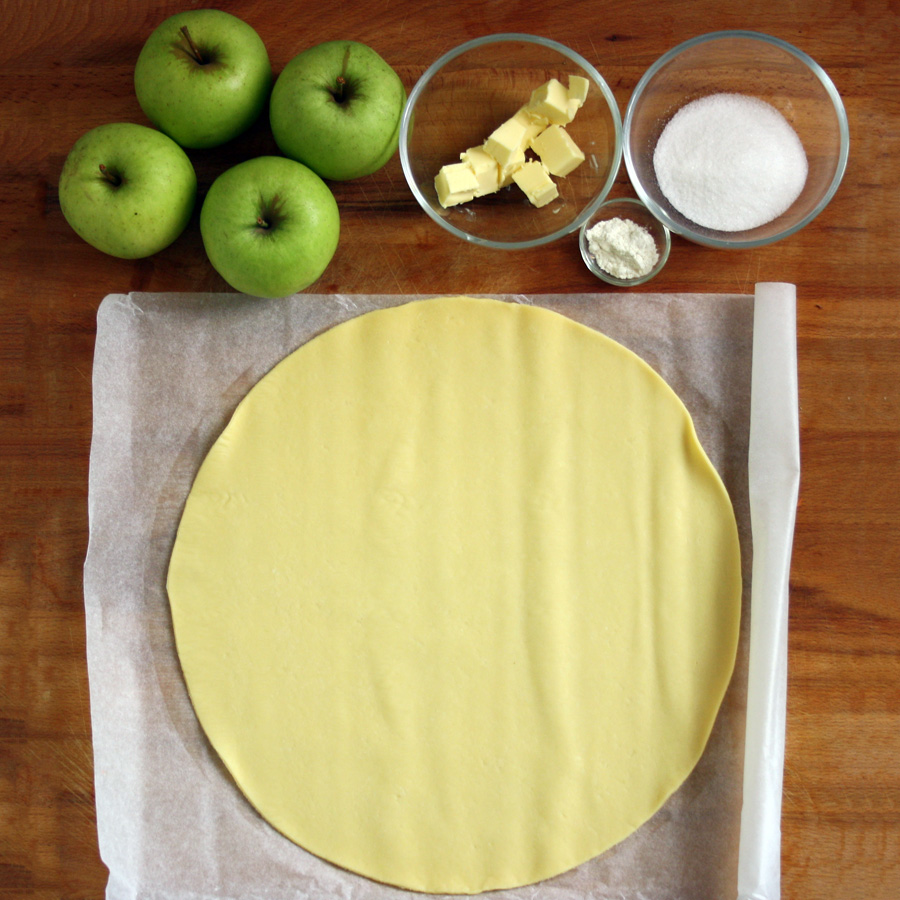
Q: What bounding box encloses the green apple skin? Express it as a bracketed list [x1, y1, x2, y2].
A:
[58, 123, 197, 259]
[200, 156, 340, 298]
[134, 9, 272, 149]
[269, 40, 406, 181]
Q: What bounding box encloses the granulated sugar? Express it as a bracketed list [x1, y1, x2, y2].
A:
[653, 92, 808, 232]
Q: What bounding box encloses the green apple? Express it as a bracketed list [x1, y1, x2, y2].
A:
[269, 40, 406, 181]
[134, 9, 272, 149]
[199, 156, 340, 298]
[58, 122, 197, 259]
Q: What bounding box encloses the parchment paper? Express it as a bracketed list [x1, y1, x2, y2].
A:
[83, 287, 796, 900]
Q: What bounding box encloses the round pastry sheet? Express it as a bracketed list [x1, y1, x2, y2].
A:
[167, 296, 742, 894]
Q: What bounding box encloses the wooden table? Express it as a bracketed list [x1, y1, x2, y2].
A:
[1, 1, 897, 897]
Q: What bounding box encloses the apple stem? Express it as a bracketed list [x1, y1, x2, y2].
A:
[98, 164, 121, 186]
[180, 25, 207, 65]
[334, 44, 352, 102]
[256, 193, 284, 232]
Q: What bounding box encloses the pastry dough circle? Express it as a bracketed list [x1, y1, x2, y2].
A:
[167, 297, 741, 893]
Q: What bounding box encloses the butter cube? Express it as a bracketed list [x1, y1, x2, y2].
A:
[484, 116, 530, 168]
[511, 106, 548, 141]
[435, 162, 479, 208]
[563, 77, 590, 123]
[530, 124, 585, 177]
[485, 108, 546, 184]
[511, 160, 558, 208]
[484, 107, 548, 169]
[499, 147, 526, 186]
[526, 78, 572, 125]
[568, 75, 590, 108]
[460, 146, 502, 197]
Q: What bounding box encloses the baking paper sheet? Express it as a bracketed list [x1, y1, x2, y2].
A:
[83, 287, 797, 900]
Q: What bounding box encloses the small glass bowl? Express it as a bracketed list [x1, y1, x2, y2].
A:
[579, 197, 671, 286]
[624, 30, 849, 249]
[400, 33, 623, 250]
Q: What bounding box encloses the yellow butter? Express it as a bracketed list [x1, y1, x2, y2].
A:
[433, 74, 591, 208]
[568, 75, 590, 108]
[499, 148, 527, 186]
[487, 109, 548, 184]
[460, 146, 502, 197]
[435, 162, 479, 208]
[511, 160, 558, 207]
[563, 76, 590, 123]
[484, 116, 529, 169]
[511, 106, 548, 141]
[526, 78, 572, 125]
[530, 124, 586, 177]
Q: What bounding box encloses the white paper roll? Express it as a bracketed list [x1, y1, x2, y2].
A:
[737, 282, 801, 900]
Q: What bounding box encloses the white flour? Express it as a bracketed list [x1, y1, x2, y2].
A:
[586, 217, 659, 280]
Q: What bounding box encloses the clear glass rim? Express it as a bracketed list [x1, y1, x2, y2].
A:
[622, 30, 850, 250]
[399, 33, 624, 251]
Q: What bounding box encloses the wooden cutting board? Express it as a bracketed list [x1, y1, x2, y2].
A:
[1, 1, 898, 898]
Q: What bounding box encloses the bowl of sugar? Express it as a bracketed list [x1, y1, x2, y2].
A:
[400, 34, 623, 249]
[623, 31, 849, 249]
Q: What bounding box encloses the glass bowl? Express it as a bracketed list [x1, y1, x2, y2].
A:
[579, 197, 671, 286]
[400, 34, 623, 250]
[623, 30, 849, 249]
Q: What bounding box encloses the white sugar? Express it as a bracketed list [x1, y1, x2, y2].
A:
[653, 92, 808, 232]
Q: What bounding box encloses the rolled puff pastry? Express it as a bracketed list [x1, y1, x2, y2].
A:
[167, 296, 742, 894]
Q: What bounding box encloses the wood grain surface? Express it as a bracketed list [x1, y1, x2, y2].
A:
[1, 1, 897, 897]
